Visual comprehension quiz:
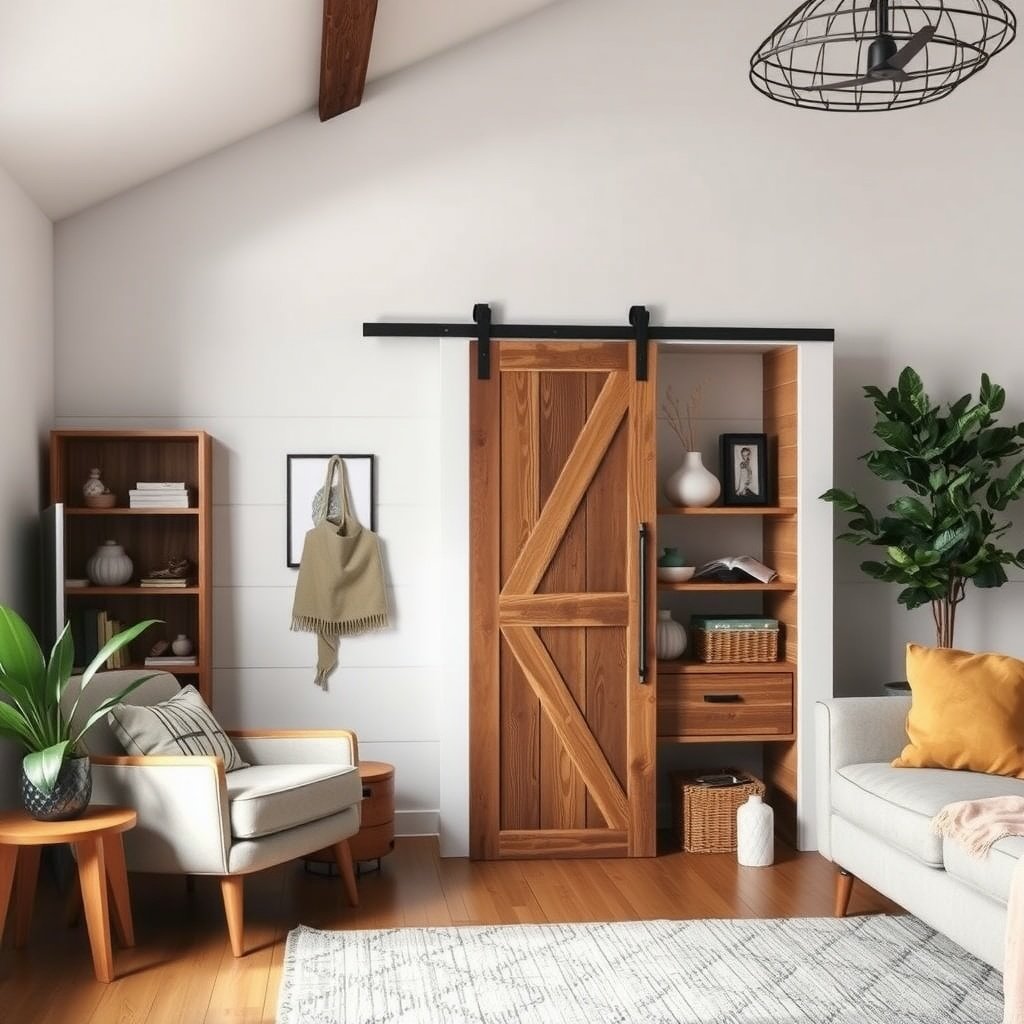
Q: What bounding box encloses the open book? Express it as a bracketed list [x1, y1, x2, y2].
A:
[694, 556, 778, 584]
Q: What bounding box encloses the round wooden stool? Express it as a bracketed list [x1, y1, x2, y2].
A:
[0, 805, 136, 983]
[306, 760, 395, 875]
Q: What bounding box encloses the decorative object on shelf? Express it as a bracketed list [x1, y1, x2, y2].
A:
[737, 793, 775, 867]
[665, 452, 721, 508]
[662, 383, 721, 508]
[171, 634, 194, 657]
[750, 0, 1016, 113]
[140, 556, 193, 588]
[82, 468, 116, 508]
[129, 482, 190, 509]
[657, 547, 696, 583]
[822, 367, 1024, 648]
[287, 454, 376, 568]
[65, 578, 90, 588]
[0, 604, 157, 819]
[720, 433, 769, 506]
[85, 540, 134, 586]
[656, 611, 688, 660]
[694, 555, 777, 584]
[692, 615, 780, 664]
[672, 770, 766, 854]
[149, 639, 170, 657]
[291, 456, 390, 688]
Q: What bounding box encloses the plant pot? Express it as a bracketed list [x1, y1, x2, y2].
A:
[664, 452, 721, 508]
[21, 755, 92, 821]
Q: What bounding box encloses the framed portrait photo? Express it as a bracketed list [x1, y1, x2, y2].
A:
[720, 433, 770, 506]
[286, 454, 375, 568]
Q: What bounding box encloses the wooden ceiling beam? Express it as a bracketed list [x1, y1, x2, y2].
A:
[319, 0, 378, 122]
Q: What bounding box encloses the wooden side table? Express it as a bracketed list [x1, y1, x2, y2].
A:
[306, 760, 395, 874]
[0, 805, 136, 983]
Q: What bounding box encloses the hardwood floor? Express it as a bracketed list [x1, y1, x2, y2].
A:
[0, 837, 898, 1024]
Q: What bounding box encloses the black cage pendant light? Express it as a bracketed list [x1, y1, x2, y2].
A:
[750, 0, 1016, 111]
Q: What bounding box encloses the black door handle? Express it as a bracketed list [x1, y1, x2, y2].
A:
[704, 694, 742, 703]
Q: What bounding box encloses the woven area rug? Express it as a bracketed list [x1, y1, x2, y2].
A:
[277, 915, 1002, 1024]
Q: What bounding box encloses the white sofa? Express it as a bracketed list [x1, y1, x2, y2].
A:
[816, 696, 1023, 970]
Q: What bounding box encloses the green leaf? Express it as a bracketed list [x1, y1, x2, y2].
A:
[897, 587, 932, 609]
[80, 619, 159, 690]
[819, 488, 863, 512]
[22, 740, 70, 796]
[887, 546, 913, 566]
[0, 701, 36, 747]
[874, 419, 916, 453]
[0, 606, 45, 695]
[933, 525, 970, 554]
[47, 622, 75, 712]
[973, 562, 1009, 589]
[890, 496, 932, 528]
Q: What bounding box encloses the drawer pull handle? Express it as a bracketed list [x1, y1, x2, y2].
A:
[362, 787, 372, 798]
[704, 693, 742, 703]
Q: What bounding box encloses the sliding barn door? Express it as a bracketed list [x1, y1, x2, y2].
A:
[470, 340, 657, 859]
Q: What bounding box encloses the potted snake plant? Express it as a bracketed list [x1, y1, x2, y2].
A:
[0, 606, 158, 820]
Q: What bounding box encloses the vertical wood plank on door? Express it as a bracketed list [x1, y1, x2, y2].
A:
[584, 371, 629, 827]
[469, 342, 503, 859]
[626, 341, 658, 857]
[499, 370, 541, 831]
[537, 373, 586, 830]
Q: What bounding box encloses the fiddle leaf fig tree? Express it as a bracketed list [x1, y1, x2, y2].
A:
[822, 367, 1024, 648]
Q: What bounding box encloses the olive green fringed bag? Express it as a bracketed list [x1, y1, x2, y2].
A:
[291, 456, 389, 688]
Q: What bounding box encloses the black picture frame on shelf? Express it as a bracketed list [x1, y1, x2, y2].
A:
[720, 433, 770, 506]
[286, 454, 376, 568]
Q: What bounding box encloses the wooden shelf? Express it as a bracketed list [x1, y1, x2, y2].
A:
[125, 663, 200, 675]
[657, 660, 796, 675]
[658, 506, 796, 517]
[65, 586, 199, 596]
[657, 580, 796, 592]
[64, 508, 198, 517]
[656, 732, 797, 744]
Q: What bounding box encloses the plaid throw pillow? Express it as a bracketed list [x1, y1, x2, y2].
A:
[107, 684, 249, 771]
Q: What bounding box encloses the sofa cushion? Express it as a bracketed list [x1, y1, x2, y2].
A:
[833, 762, 1024, 867]
[226, 763, 361, 839]
[944, 835, 1024, 905]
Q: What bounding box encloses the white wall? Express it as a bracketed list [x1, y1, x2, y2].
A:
[54, 0, 1024, 844]
[0, 163, 54, 806]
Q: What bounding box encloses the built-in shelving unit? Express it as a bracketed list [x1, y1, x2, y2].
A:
[657, 581, 796, 592]
[49, 430, 213, 704]
[657, 506, 795, 517]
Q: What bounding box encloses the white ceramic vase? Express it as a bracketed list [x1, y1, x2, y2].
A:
[85, 540, 133, 586]
[664, 451, 721, 508]
[171, 634, 194, 656]
[82, 468, 107, 498]
[737, 793, 774, 867]
[655, 611, 687, 660]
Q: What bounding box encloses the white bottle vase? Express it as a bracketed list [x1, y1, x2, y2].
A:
[655, 610, 687, 660]
[737, 793, 774, 867]
[171, 634, 194, 656]
[85, 541, 133, 586]
[664, 451, 721, 508]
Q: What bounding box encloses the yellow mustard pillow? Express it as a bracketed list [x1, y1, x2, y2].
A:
[893, 643, 1024, 778]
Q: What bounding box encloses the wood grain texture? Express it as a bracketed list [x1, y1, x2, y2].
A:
[498, 593, 628, 626]
[658, 506, 796, 517]
[834, 869, 855, 917]
[0, 806, 137, 845]
[470, 342, 503, 857]
[658, 660, 796, 676]
[333, 840, 359, 907]
[319, 0, 378, 121]
[498, 341, 630, 372]
[502, 371, 629, 597]
[219, 876, 245, 958]
[497, 830, 628, 858]
[658, 581, 796, 592]
[0, 844, 16, 950]
[76, 838, 114, 982]
[501, 626, 629, 832]
[0, 836, 900, 1022]
[101, 834, 134, 948]
[657, 675, 794, 740]
[626, 341, 657, 857]
[12, 845, 40, 947]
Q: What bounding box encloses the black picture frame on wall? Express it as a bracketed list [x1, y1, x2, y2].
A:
[286, 454, 376, 568]
[720, 434, 770, 506]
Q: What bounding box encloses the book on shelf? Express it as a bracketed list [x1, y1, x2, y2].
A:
[693, 556, 778, 584]
[144, 655, 197, 666]
[691, 615, 779, 632]
[139, 578, 192, 588]
[135, 482, 187, 490]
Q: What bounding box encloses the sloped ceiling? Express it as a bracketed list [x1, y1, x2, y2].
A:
[0, 0, 561, 219]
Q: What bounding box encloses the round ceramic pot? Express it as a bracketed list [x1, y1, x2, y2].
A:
[656, 611, 687, 660]
[658, 546, 686, 568]
[664, 452, 721, 508]
[82, 468, 107, 498]
[86, 540, 133, 586]
[21, 755, 92, 821]
[171, 634, 194, 656]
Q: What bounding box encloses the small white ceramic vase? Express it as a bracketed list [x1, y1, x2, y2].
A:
[83, 468, 107, 498]
[171, 634, 194, 656]
[737, 793, 774, 867]
[655, 611, 687, 660]
[664, 451, 721, 508]
[85, 541, 133, 586]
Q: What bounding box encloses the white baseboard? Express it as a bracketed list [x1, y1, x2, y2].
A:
[395, 809, 440, 837]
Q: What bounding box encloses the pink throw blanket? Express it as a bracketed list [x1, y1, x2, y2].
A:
[933, 796, 1024, 1024]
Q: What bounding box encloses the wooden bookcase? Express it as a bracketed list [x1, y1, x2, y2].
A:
[49, 430, 213, 704]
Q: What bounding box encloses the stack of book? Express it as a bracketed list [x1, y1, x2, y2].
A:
[129, 482, 191, 509]
[144, 654, 198, 668]
[139, 575, 191, 589]
[69, 608, 133, 670]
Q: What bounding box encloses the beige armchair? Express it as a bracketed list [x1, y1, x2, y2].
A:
[63, 671, 361, 956]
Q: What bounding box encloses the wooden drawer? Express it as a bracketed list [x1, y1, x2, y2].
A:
[657, 674, 793, 739]
[349, 821, 395, 862]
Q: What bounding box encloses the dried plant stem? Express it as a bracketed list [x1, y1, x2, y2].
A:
[662, 383, 704, 453]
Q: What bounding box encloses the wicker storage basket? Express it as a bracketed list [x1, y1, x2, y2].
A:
[693, 627, 779, 664]
[671, 771, 766, 854]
